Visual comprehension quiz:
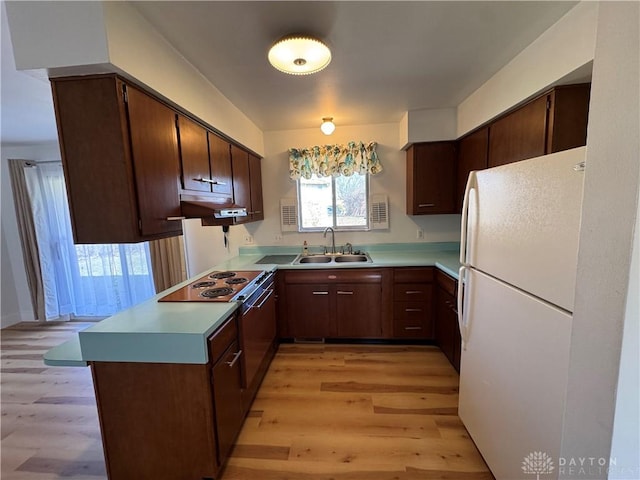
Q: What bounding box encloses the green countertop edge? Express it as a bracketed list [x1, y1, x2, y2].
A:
[43, 337, 88, 367]
[48, 242, 461, 367]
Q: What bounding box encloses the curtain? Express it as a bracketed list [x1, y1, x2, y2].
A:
[149, 236, 187, 293]
[289, 141, 382, 179]
[8, 160, 46, 320]
[11, 162, 156, 319]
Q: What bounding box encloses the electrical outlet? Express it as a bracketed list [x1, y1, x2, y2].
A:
[274, 234, 283, 242]
[244, 235, 254, 244]
[416, 229, 424, 240]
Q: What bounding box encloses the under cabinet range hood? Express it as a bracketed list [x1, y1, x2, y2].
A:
[213, 206, 247, 219]
[180, 198, 247, 219]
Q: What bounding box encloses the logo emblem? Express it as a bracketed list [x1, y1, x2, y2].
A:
[522, 451, 555, 479]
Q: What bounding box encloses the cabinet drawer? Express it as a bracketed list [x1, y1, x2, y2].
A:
[285, 269, 382, 284]
[208, 315, 237, 363]
[393, 301, 432, 338]
[436, 270, 457, 297]
[394, 283, 431, 301]
[393, 267, 434, 283]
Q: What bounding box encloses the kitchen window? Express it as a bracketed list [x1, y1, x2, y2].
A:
[297, 173, 369, 231]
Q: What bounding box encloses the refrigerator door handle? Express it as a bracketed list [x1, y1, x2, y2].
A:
[457, 265, 468, 349]
[459, 172, 477, 265]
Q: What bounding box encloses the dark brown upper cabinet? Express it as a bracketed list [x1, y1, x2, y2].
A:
[456, 127, 489, 212]
[406, 141, 457, 215]
[488, 83, 591, 168]
[176, 115, 233, 206]
[52, 75, 182, 243]
[208, 132, 234, 200]
[177, 114, 211, 193]
[231, 146, 264, 224]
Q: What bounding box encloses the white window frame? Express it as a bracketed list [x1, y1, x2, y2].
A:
[296, 174, 370, 232]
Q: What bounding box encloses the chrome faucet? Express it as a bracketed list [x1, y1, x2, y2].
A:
[323, 227, 336, 254]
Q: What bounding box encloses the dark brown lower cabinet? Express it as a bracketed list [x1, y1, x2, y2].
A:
[286, 283, 334, 338]
[336, 283, 383, 337]
[90, 314, 249, 480]
[91, 362, 218, 480]
[283, 269, 386, 339]
[392, 268, 434, 339]
[434, 270, 461, 372]
[211, 340, 244, 465]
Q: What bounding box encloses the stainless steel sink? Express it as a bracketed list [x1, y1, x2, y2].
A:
[297, 255, 332, 264]
[294, 252, 372, 265]
[333, 254, 370, 263]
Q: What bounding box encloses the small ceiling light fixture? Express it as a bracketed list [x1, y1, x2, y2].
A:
[268, 34, 331, 75]
[320, 117, 335, 135]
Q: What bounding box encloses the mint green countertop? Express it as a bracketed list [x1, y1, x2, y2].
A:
[45, 243, 460, 367]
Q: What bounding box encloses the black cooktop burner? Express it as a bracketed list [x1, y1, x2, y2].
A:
[191, 281, 219, 289]
[209, 271, 236, 280]
[225, 277, 248, 285]
[200, 287, 235, 298]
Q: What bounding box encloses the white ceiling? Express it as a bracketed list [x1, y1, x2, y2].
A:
[1, 1, 578, 144]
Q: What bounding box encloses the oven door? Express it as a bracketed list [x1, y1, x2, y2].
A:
[239, 275, 276, 401]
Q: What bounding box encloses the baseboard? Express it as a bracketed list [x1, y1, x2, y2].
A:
[1, 312, 28, 329]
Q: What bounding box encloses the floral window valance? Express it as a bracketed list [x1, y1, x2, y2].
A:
[289, 141, 382, 180]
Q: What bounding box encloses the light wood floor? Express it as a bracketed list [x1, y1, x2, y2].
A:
[1, 322, 493, 479]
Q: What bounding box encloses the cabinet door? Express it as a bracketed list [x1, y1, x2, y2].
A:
[336, 283, 382, 337]
[231, 145, 251, 224]
[547, 84, 591, 154]
[435, 287, 456, 363]
[457, 127, 489, 212]
[248, 153, 264, 222]
[406, 142, 456, 215]
[488, 95, 548, 168]
[208, 132, 234, 199]
[177, 115, 211, 193]
[286, 284, 334, 338]
[212, 341, 244, 465]
[125, 84, 182, 236]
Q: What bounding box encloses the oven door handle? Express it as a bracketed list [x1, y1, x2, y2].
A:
[253, 288, 274, 310]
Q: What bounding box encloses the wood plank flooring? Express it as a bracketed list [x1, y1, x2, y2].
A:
[1, 322, 493, 479]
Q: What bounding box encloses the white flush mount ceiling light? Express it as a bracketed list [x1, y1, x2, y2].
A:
[320, 117, 335, 135]
[268, 35, 332, 75]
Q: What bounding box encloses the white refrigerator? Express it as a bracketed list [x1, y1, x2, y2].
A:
[458, 147, 586, 480]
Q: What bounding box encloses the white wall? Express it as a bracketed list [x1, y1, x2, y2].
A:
[399, 108, 457, 149]
[183, 122, 462, 275]
[101, 2, 264, 156]
[1, 142, 61, 327]
[560, 1, 640, 475]
[456, 1, 598, 136]
[609, 186, 640, 479]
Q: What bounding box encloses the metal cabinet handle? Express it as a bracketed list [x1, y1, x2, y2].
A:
[166, 216, 186, 221]
[418, 203, 436, 207]
[405, 308, 423, 312]
[405, 290, 422, 294]
[404, 326, 422, 331]
[225, 350, 242, 368]
[194, 178, 226, 185]
[312, 291, 329, 295]
[337, 291, 353, 295]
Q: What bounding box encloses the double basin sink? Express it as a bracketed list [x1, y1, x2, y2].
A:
[293, 252, 372, 264]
